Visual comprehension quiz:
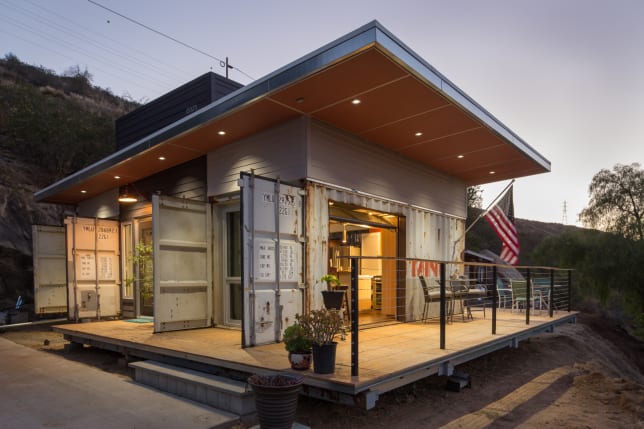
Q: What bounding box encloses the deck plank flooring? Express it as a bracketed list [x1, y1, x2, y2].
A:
[54, 309, 577, 394]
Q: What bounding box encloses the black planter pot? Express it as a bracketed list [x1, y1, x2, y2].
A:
[321, 290, 345, 310]
[312, 341, 338, 374]
[247, 373, 304, 429]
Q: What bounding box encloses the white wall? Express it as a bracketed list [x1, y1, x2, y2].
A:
[308, 120, 467, 218]
[207, 117, 307, 197]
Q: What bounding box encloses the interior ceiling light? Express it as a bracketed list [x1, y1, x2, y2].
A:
[118, 185, 138, 204]
[217, 130, 226, 136]
[489, 171, 496, 175]
[351, 99, 361, 105]
[114, 175, 121, 179]
[328, 201, 334, 206]
[296, 97, 304, 103]
[415, 132, 423, 137]
[158, 156, 166, 161]
[80, 190, 87, 194]
[457, 155, 464, 159]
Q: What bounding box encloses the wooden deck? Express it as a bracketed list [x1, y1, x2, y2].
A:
[53, 309, 577, 408]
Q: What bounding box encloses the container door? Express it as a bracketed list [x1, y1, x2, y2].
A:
[239, 173, 304, 347]
[32, 225, 66, 315]
[64, 217, 120, 320]
[152, 195, 212, 333]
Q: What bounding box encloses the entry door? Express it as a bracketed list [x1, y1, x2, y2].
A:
[32, 225, 66, 315]
[152, 195, 212, 333]
[239, 173, 304, 347]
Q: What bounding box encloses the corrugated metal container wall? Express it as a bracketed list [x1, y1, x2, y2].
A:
[306, 182, 464, 320]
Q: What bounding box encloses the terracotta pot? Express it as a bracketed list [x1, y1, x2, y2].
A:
[288, 351, 312, 370]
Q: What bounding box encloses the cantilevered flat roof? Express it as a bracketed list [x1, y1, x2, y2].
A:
[36, 20, 550, 204]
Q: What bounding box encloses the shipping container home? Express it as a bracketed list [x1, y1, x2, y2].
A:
[34, 21, 550, 346]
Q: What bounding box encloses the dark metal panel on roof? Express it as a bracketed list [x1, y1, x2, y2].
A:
[115, 73, 243, 150]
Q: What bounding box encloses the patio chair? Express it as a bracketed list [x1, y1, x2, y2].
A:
[510, 279, 538, 312]
[419, 276, 453, 322]
[496, 278, 512, 309]
[531, 278, 551, 314]
[449, 278, 470, 321]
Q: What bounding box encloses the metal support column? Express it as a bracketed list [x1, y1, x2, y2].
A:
[549, 269, 555, 318]
[350, 257, 359, 377]
[492, 266, 497, 334]
[439, 262, 446, 350]
[526, 268, 531, 325]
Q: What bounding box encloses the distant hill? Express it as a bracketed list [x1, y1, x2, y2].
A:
[465, 207, 585, 266]
[0, 54, 138, 310]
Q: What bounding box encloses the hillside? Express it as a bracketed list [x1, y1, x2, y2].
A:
[0, 54, 138, 310]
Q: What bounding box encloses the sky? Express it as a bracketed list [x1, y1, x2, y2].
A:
[1, 0, 643, 226]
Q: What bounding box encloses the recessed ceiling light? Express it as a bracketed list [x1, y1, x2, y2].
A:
[158, 156, 166, 161]
[415, 132, 423, 137]
[489, 171, 496, 175]
[328, 201, 334, 206]
[114, 175, 121, 179]
[351, 99, 361, 105]
[81, 190, 87, 194]
[457, 155, 464, 159]
[217, 130, 226, 136]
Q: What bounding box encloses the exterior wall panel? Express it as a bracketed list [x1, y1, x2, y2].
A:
[308, 120, 466, 218]
[120, 157, 206, 220]
[207, 118, 307, 197]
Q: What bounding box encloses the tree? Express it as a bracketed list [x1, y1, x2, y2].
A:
[467, 185, 483, 208]
[580, 163, 644, 241]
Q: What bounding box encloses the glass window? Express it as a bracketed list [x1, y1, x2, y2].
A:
[122, 223, 133, 299]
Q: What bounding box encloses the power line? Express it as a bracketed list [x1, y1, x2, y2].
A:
[87, 0, 255, 81]
[21, 0, 194, 81]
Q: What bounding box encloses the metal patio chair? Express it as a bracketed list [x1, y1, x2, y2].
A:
[419, 275, 453, 322]
[510, 279, 539, 312]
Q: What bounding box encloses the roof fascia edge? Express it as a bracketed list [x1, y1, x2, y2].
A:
[373, 25, 551, 173]
[35, 21, 382, 203]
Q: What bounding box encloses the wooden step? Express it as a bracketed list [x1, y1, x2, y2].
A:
[129, 360, 255, 420]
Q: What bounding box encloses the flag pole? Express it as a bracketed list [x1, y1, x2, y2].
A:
[451, 179, 515, 261]
[464, 179, 515, 236]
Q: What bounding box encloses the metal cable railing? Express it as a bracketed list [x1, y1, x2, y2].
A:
[334, 256, 573, 377]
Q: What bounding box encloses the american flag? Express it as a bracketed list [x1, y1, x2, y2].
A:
[484, 185, 520, 265]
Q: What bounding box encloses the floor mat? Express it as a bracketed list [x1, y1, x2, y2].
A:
[125, 317, 153, 323]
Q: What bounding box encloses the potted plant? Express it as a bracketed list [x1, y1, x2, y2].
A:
[320, 274, 345, 310]
[296, 308, 345, 374]
[283, 322, 312, 370]
[247, 373, 304, 429]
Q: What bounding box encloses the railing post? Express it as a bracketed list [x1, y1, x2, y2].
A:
[526, 268, 531, 325]
[492, 266, 497, 335]
[549, 269, 555, 318]
[439, 262, 446, 350]
[567, 270, 572, 312]
[350, 256, 359, 377]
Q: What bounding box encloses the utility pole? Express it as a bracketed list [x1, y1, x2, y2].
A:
[562, 200, 568, 225]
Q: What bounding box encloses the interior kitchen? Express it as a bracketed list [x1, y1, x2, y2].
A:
[327, 202, 399, 325]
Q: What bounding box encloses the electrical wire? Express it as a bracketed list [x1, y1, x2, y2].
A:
[21, 0, 195, 80]
[0, 13, 174, 94]
[1, 0, 181, 89]
[87, 0, 255, 81]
